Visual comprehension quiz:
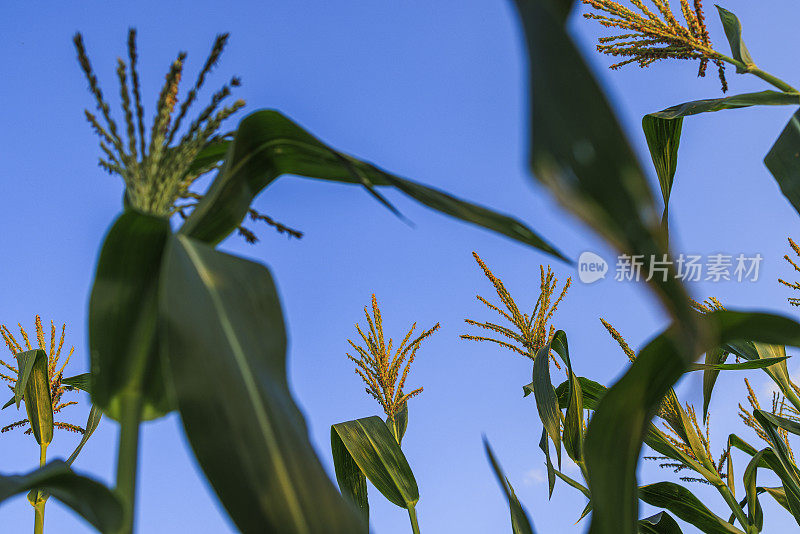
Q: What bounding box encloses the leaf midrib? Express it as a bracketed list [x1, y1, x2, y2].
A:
[180, 237, 309, 533]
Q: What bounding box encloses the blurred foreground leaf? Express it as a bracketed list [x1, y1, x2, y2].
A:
[160, 235, 365, 533]
[0, 461, 122, 533]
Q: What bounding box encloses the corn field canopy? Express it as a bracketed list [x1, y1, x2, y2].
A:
[4, 1, 800, 533]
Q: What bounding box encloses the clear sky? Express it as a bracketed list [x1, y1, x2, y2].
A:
[2, 1, 800, 532]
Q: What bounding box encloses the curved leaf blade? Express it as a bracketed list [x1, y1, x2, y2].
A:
[531, 339, 561, 467]
[0, 461, 122, 533]
[331, 416, 418, 509]
[765, 109, 800, 218]
[160, 235, 365, 533]
[484, 438, 536, 534]
[89, 210, 174, 420]
[642, 115, 682, 229]
[331, 428, 369, 523]
[700, 347, 728, 421]
[688, 355, 786, 371]
[180, 110, 567, 260]
[716, 6, 755, 72]
[512, 0, 694, 329]
[62, 373, 91, 394]
[551, 331, 584, 464]
[14, 349, 52, 446]
[743, 450, 765, 529]
[66, 406, 103, 467]
[650, 91, 800, 119]
[639, 482, 743, 534]
[638, 511, 683, 534]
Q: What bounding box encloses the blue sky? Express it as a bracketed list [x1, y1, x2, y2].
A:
[2, 1, 800, 532]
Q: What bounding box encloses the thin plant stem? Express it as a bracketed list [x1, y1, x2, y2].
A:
[33, 443, 48, 534]
[712, 52, 798, 93]
[407, 506, 421, 534]
[115, 392, 143, 534]
[33, 504, 45, 534]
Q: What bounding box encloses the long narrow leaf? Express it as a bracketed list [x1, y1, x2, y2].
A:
[512, 0, 694, 331]
[485, 438, 536, 534]
[650, 91, 800, 119]
[331, 428, 369, 523]
[765, 109, 800, 218]
[89, 210, 174, 420]
[0, 461, 122, 533]
[639, 482, 744, 534]
[700, 347, 728, 421]
[531, 339, 561, 467]
[14, 349, 53, 446]
[551, 331, 583, 464]
[180, 110, 567, 260]
[160, 235, 365, 533]
[638, 511, 683, 534]
[642, 115, 682, 229]
[716, 6, 755, 72]
[687, 355, 787, 371]
[331, 417, 418, 510]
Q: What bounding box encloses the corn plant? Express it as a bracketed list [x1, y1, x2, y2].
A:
[330, 295, 439, 534]
[0, 319, 110, 533]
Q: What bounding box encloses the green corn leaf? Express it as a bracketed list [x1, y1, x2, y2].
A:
[551, 331, 584, 465]
[639, 482, 744, 534]
[728, 433, 760, 458]
[185, 138, 231, 178]
[180, 110, 567, 261]
[584, 310, 800, 534]
[89, 210, 175, 421]
[62, 373, 91, 394]
[751, 344, 796, 404]
[531, 338, 561, 468]
[716, 6, 755, 72]
[14, 349, 53, 446]
[0, 461, 122, 533]
[27, 404, 104, 507]
[331, 417, 418, 511]
[66, 406, 103, 466]
[641, 90, 799, 237]
[650, 91, 800, 119]
[755, 410, 800, 436]
[757, 448, 800, 522]
[539, 429, 556, 498]
[638, 511, 683, 534]
[700, 347, 728, 421]
[553, 377, 606, 410]
[331, 427, 369, 523]
[484, 438, 536, 534]
[761, 486, 790, 513]
[725, 340, 759, 361]
[512, 0, 695, 331]
[752, 410, 800, 521]
[577, 501, 592, 523]
[385, 402, 409, 445]
[642, 115, 682, 230]
[743, 450, 765, 530]
[687, 355, 787, 371]
[553, 468, 589, 499]
[160, 234, 364, 533]
[765, 109, 800, 218]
